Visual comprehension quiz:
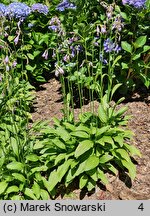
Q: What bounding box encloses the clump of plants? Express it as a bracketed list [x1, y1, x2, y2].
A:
[0, 0, 148, 200]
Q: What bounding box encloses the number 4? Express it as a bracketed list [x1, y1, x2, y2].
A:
[138, 203, 144, 211]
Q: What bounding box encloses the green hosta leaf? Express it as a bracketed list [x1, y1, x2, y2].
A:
[33, 141, 44, 150]
[121, 160, 136, 180]
[47, 170, 59, 192]
[102, 136, 114, 145]
[57, 159, 73, 182]
[71, 131, 89, 139]
[12, 173, 26, 183]
[40, 189, 49, 200]
[107, 163, 118, 175]
[124, 144, 141, 157]
[114, 106, 128, 117]
[79, 174, 89, 189]
[98, 104, 107, 123]
[95, 126, 110, 137]
[132, 53, 141, 60]
[97, 168, 109, 185]
[0, 182, 8, 195]
[75, 140, 94, 158]
[99, 154, 113, 164]
[115, 149, 130, 162]
[86, 168, 98, 181]
[114, 135, 124, 147]
[31, 166, 48, 174]
[6, 186, 19, 194]
[76, 125, 91, 134]
[11, 195, 22, 200]
[79, 112, 93, 123]
[142, 45, 150, 53]
[26, 154, 39, 162]
[54, 153, 66, 166]
[134, 36, 147, 48]
[52, 138, 66, 150]
[86, 178, 96, 191]
[63, 122, 76, 131]
[32, 182, 40, 200]
[121, 41, 132, 53]
[56, 127, 70, 141]
[10, 137, 19, 157]
[24, 188, 37, 200]
[7, 162, 24, 171]
[84, 155, 99, 171]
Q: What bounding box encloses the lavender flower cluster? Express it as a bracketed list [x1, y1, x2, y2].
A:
[56, 0, 76, 11]
[104, 38, 121, 53]
[0, 2, 49, 21]
[122, 0, 146, 8]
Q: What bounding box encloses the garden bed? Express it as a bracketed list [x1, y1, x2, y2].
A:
[32, 78, 150, 200]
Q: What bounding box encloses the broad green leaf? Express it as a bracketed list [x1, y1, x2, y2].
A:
[57, 159, 73, 182]
[56, 127, 70, 141]
[114, 135, 124, 147]
[33, 141, 44, 150]
[26, 154, 39, 162]
[132, 53, 141, 60]
[54, 153, 66, 166]
[75, 140, 94, 158]
[112, 55, 122, 67]
[31, 166, 48, 174]
[121, 41, 132, 53]
[71, 131, 89, 139]
[124, 144, 141, 157]
[47, 170, 59, 192]
[40, 189, 49, 200]
[86, 178, 96, 191]
[142, 45, 150, 53]
[25, 64, 36, 71]
[76, 125, 91, 134]
[86, 168, 98, 181]
[63, 122, 76, 131]
[24, 188, 37, 200]
[102, 136, 114, 145]
[121, 160, 136, 180]
[98, 104, 107, 123]
[52, 138, 66, 150]
[10, 137, 19, 157]
[114, 106, 128, 117]
[121, 62, 129, 69]
[12, 173, 26, 183]
[111, 83, 122, 100]
[0, 182, 8, 195]
[134, 36, 147, 48]
[79, 174, 89, 189]
[6, 186, 19, 194]
[97, 168, 109, 185]
[74, 161, 86, 177]
[115, 149, 130, 161]
[32, 182, 40, 200]
[95, 126, 110, 137]
[84, 155, 99, 171]
[99, 154, 113, 164]
[7, 162, 24, 171]
[27, 53, 34, 60]
[11, 195, 22, 200]
[107, 163, 118, 175]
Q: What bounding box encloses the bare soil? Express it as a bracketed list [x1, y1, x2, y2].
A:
[32, 78, 150, 200]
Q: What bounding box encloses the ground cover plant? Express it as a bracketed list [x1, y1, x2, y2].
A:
[0, 0, 149, 199]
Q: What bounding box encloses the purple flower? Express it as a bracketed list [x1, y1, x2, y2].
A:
[56, 0, 76, 11]
[122, 0, 146, 8]
[4, 55, 9, 64]
[104, 39, 121, 53]
[28, 23, 34, 28]
[0, 3, 6, 17]
[100, 25, 107, 34]
[42, 50, 48, 60]
[99, 53, 108, 64]
[5, 3, 31, 20]
[48, 17, 62, 33]
[14, 35, 19, 45]
[112, 16, 124, 32]
[12, 60, 17, 68]
[55, 63, 64, 77]
[31, 3, 49, 15]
